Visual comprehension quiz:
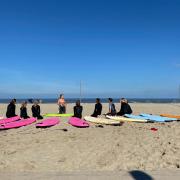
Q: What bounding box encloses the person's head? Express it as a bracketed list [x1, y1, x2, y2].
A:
[121, 98, 128, 104]
[21, 101, 27, 108]
[108, 98, 113, 103]
[76, 100, 81, 106]
[33, 100, 39, 106]
[96, 98, 101, 103]
[60, 94, 64, 99]
[11, 99, 16, 104]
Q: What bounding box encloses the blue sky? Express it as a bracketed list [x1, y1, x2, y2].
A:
[0, 0, 180, 98]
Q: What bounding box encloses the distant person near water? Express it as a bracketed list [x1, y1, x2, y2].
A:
[106, 98, 116, 116]
[73, 100, 83, 119]
[6, 99, 17, 118]
[117, 98, 133, 116]
[32, 101, 43, 119]
[20, 101, 30, 119]
[58, 94, 66, 114]
[91, 98, 102, 117]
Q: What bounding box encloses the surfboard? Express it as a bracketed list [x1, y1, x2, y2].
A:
[124, 114, 150, 120]
[0, 117, 37, 130]
[0, 116, 21, 125]
[84, 116, 121, 125]
[36, 118, 60, 128]
[160, 114, 180, 119]
[68, 117, 89, 128]
[44, 113, 74, 117]
[140, 113, 177, 122]
[106, 115, 148, 123]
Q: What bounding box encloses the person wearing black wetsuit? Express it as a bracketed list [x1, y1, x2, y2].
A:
[32, 101, 43, 119]
[91, 98, 102, 117]
[117, 98, 133, 116]
[20, 101, 30, 119]
[6, 99, 17, 118]
[73, 100, 83, 119]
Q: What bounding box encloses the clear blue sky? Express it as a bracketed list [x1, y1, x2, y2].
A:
[0, 0, 180, 98]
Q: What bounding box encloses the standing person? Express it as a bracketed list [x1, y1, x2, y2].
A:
[58, 94, 66, 114]
[20, 101, 30, 119]
[32, 101, 43, 119]
[106, 98, 116, 116]
[73, 100, 83, 119]
[117, 98, 133, 116]
[91, 98, 102, 117]
[6, 99, 17, 118]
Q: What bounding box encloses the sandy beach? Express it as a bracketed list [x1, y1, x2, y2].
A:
[0, 103, 180, 179]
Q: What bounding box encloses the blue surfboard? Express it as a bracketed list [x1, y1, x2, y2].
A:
[125, 114, 153, 121]
[140, 113, 177, 122]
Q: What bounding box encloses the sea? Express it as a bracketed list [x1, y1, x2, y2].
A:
[0, 98, 180, 104]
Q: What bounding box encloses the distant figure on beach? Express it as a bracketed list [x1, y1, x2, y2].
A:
[6, 99, 17, 118]
[91, 98, 102, 117]
[117, 98, 133, 116]
[58, 94, 66, 114]
[73, 100, 83, 119]
[106, 98, 116, 116]
[20, 101, 30, 119]
[32, 101, 43, 119]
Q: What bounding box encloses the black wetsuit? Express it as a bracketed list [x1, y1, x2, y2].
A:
[91, 103, 102, 117]
[6, 102, 17, 118]
[32, 105, 43, 119]
[59, 105, 66, 114]
[20, 107, 30, 119]
[74, 105, 83, 119]
[117, 103, 132, 116]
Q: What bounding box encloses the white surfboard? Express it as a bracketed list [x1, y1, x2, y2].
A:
[106, 115, 148, 123]
[84, 116, 121, 125]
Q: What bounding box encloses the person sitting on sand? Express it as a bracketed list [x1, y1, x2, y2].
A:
[117, 98, 133, 116]
[20, 101, 30, 119]
[6, 99, 17, 118]
[32, 101, 43, 119]
[106, 98, 116, 116]
[91, 98, 102, 117]
[58, 94, 66, 114]
[74, 100, 83, 119]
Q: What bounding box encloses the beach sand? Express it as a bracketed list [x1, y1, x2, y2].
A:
[0, 103, 180, 179]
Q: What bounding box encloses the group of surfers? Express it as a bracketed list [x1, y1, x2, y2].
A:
[5, 94, 133, 119]
[58, 94, 133, 118]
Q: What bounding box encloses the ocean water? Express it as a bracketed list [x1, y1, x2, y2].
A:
[0, 98, 180, 104]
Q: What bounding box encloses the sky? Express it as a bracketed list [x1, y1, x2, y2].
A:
[0, 0, 180, 98]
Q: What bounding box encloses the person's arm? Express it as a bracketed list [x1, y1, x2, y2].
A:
[109, 104, 111, 113]
[100, 104, 102, 114]
[94, 104, 97, 113]
[128, 104, 133, 114]
[32, 106, 38, 116]
[74, 106, 76, 115]
[38, 106, 41, 115]
[80, 106, 83, 114]
[57, 99, 60, 105]
[64, 100, 67, 107]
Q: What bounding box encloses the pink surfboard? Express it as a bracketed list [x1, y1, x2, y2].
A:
[0, 116, 21, 125]
[36, 118, 60, 128]
[0, 117, 37, 130]
[68, 117, 89, 128]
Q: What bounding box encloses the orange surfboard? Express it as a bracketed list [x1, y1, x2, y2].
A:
[160, 114, 180, 119]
